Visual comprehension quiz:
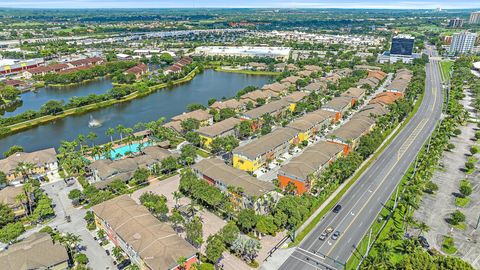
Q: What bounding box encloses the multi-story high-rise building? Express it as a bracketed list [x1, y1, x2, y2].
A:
[449, 31, 477, 55]
[469, 11, 480, 24]
[390, 34, 415, 56]
[448, 18, 464, 28]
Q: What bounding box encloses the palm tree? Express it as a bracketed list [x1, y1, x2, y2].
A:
[417, 221, 430, 236]
[172, 191, 182, 208]
[176, 256, 187, 270]
[15, 162, 35, 182]
[59, 232, 82, 258]
[87, 132, 97, 147]
[116, 125, 125, 141]
[105, 128, 115, 144]
[22, 182, 34, 215]
[15, 192, 28, 216]
[76, 134, 86, 154]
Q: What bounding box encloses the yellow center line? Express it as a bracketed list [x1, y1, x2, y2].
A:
[325, 58, 439, 257]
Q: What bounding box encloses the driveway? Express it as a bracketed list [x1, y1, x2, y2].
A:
[19, 180, 115, 269]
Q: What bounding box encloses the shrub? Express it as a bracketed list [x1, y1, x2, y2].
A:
[450, 210, 465, 225]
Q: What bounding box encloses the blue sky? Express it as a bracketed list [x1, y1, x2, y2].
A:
[1, 0, 479, 9]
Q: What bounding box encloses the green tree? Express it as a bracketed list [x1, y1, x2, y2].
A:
[450, 210, 466, 225]
[0, 171, 7, 186]
[1, 85, 21, 100]
[205, 234, 225, 264]
[160, 156, 178, 174]
[221, 221, 240, 246]
[185, 216, 203, 247]
[187, 103, 206, 112]
[185, 131, 201, 146]
[74, 253, 89, 265]
[256, 215, 277, 236]
[133, 168, 150, 185]
[238, 120, 253, 139]
[169, 209, 185, 232]
[0, 222, 25, 243]
[40, 100, 64, 115]
[0, 203, 15, 227]
[237, 209, 258, 233]
[180, 145, 197, 165]
[181, 118, 200, 132]
[139, 192, 168, 220]
[3, 145, 24, 157]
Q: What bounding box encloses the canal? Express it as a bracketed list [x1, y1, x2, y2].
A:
[2, 78, 113, 117]
[0, 70, 272, 153]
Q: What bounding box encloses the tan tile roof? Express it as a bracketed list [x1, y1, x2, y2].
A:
[210, 99, 243, 110]
[0, 232, 68, 270]
[368, 70, 387, 81]
[303, 82, 327, 92]
[242, 99, 289, 119]
[197, 117, 241, 138]
[282, 91, 308, 103]
[341, 87, 366, 99]
[233, 127, 298, 160]
[281, 76, 302, 84]
[93, 195, 197, 270]
[0, 148, 57, 175]
[193, 158, 275, 197]
[303, 65, 322, 72]
[240, 90, 270, 102]
[261, 82, 290, 93]
[0, 186, 25, 206]
[278, 141, 344, 182]
[323, 96, 352, 111]
[297, 70, 313, 77]
[330, 104, 389, 143]
[171, 109, 212, 122]
[287, 109, 335, 132]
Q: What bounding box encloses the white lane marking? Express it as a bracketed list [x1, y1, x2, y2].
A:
[290, 254, 321, 269]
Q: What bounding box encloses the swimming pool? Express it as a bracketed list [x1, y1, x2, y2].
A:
[95, 142, 153, 160]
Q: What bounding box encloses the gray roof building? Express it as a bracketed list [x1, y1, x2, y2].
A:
[0, 232, 69, 270]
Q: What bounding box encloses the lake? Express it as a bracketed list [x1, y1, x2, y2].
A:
[0, 70, 272, 154]
[2, 78, 113, 117]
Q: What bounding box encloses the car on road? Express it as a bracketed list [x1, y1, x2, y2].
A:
[419, 236, 430, 249]
[325, 226, 334, 234]
[331, 231, 341, 240]
[319, 232, 328, 241]
[117, 259, 131, 270]
[332, 204, 342, 213]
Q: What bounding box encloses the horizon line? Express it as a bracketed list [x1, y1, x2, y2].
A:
[1, 7, 479, 10]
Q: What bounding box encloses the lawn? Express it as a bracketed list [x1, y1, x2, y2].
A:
[441, 236, 457, 255]
[440, 61, 454, 83]
[455, 196, 471, 207]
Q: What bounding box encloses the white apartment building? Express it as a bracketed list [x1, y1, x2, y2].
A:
[469, 11, 480, 24]
[449, 31, 477, 55]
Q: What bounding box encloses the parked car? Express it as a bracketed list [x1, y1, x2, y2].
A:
[117, 259, 131, 270]
[419, 236, 430, 249]
[332, 204, 342, 213]
[105, 249, 110, 256]
[331, 231, 341, 240]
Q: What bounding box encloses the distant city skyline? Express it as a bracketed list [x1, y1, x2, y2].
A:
[2, 0, 480, 9]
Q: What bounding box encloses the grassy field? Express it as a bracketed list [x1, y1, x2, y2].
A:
[440, 61, 454, 82]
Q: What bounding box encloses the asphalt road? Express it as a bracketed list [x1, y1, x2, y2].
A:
[279, 47, 444, 270]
